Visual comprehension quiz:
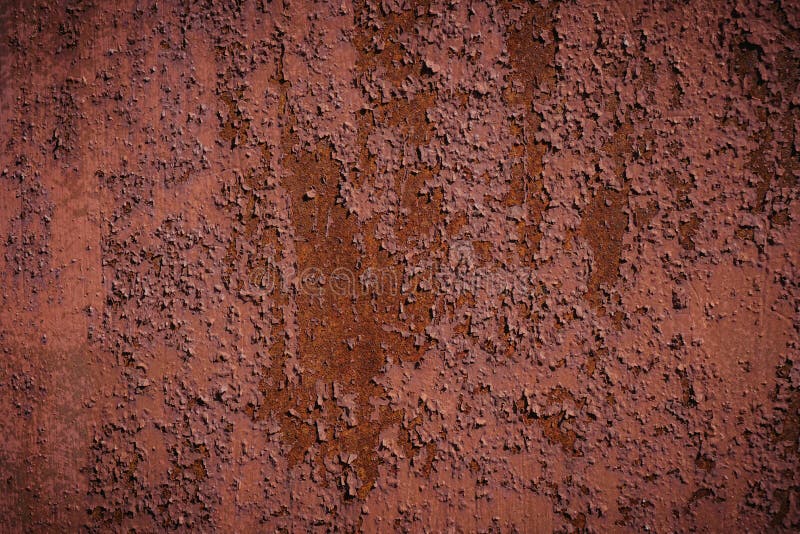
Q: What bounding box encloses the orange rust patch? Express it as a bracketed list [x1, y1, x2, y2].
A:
[501, 1, 557, 265]
[580, 188, 628, 310]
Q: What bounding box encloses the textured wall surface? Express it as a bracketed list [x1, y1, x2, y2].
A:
[1, 0, 799, 531]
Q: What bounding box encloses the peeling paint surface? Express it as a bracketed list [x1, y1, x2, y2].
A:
[1, 0, 799, 531]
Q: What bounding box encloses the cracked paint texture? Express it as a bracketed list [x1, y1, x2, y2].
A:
[1, 0, 799, 531]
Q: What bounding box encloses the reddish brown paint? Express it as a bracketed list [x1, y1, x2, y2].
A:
[1, 0, 799, 531]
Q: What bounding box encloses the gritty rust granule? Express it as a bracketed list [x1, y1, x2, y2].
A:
[0, 0, 799, 531]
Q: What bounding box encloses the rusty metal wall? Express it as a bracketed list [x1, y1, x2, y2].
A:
[0, 0, 798, 531]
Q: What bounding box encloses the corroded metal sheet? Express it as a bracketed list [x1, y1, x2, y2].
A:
[0, 0, 798, 531]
